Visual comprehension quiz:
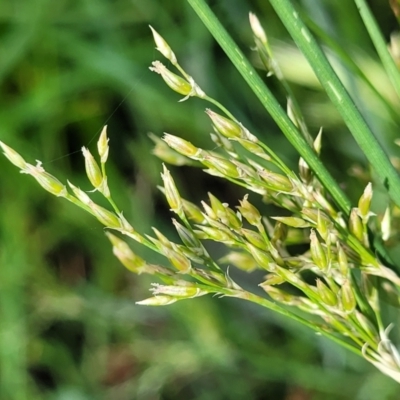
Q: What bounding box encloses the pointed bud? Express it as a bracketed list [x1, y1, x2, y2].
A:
[299, 157, 311, 183]
[105, 232, 146, 273]
[151, 227, 173, 248]
[182, 199, 205, 224]
[201, 200, 217, 220]
[206, 109, 242, 139]
[23, 162, 67, 197]
[340, 280, 356, 313]
[258, 169, 293, 192]
[89, 202, 121, 228]
[381, 207, 391, 241]
[202, 153, 240, 178]
[208, 192, 227, 220]
[262, 286, 298, 305]
[271, 222, 288, 243]
[316, 279, 337, 306]
[317, 209, 329, 242]
[163, 133, 200, 158]
[358, 182, 373, 221]
[161, 164, 182, 214]
[247, 243, 273, 270]
[0, 141, 28, 170]
[235, 139, 263, 154]
[349, 208, 364, 242]
[237, 195, 261, 226]
[225, 207, 242, 230]
[336, 243, 349, 277]
[82, 147, 103, 189]
[150, 61, 192, 96]
[149, 26, 177, 64]
[97, 125, 109, 164]
[165, 248, 191, 273]
[310, 230, 328, 270]
[219, 251, 258, 272]
[259, 273, 285, 286]
[149, 132, 192, 166]
[272, 216, 311, 228]
[242, 228, 266, 249]
[172, 219, 202, 249]
[198, 225, 235, 243]
[249, 13, 267, 44]
[314, 128, 323, 155]
[136, 295, 177, 306]
[150, 283, 207, 298]
[68, 181, 92, 205]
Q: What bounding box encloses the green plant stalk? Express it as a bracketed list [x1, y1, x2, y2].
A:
[354, 0, 400, 99]
[266, 0, 400, 209]
[303, 12, 399, 119]
[187, 0, 352, 216]
[239, 290, 362, 356]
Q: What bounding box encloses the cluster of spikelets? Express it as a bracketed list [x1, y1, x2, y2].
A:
[2, 15, 400, 382]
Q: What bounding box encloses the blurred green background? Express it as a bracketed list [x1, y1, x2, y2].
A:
[1, 0, 400, 399]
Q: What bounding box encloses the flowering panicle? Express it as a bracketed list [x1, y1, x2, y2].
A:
[2, 19, 400, 383]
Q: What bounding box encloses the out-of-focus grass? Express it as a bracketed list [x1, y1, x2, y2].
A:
[0, 0, 399, 398]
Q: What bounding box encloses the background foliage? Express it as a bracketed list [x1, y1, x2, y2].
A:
[1, 0, 400, 398]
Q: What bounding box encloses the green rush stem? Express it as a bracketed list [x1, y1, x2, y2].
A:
[266, 0, 400, 209]
[354, 0, 400, 99]
[237, 290, 362, 356]
[187, 0, 352, 215]
[303, 12, 399, 119]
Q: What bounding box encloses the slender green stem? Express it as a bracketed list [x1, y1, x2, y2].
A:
[239, 290, 361, 356]
[266, 0, 400, 209]
[187, 0, 352, 216]
[354, 0, 400, 99]
[303, 12, 399, 119]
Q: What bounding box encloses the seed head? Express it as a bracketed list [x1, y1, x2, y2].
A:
[0, 141, 28, 170]
[82, 147, 103, 189]
[182, 199, 205, 224]
[358, 182, 373, 221]
[349, 208, 364, 242]
[310, 230, 328, 270]
[150, 283, 208, 298]
[340, 280, 356, 313]
[68, 181, 92, 205]
[106, 232, 146, 273]
[149, 25, 177, 64]
[89, 202, 121, 228]
[150, 61, 192, 97]
[161, 164, 182, 214]
[206, 109, 242, 139]
[163, 133, 200, 158]
[23, 161, 67, 197]
[237, 195, 261, 226]
[97, 125, 109, 164]
[136, 295, 177, 306]
[316, 279, 337, 306]
[258, 169, 293, 192]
